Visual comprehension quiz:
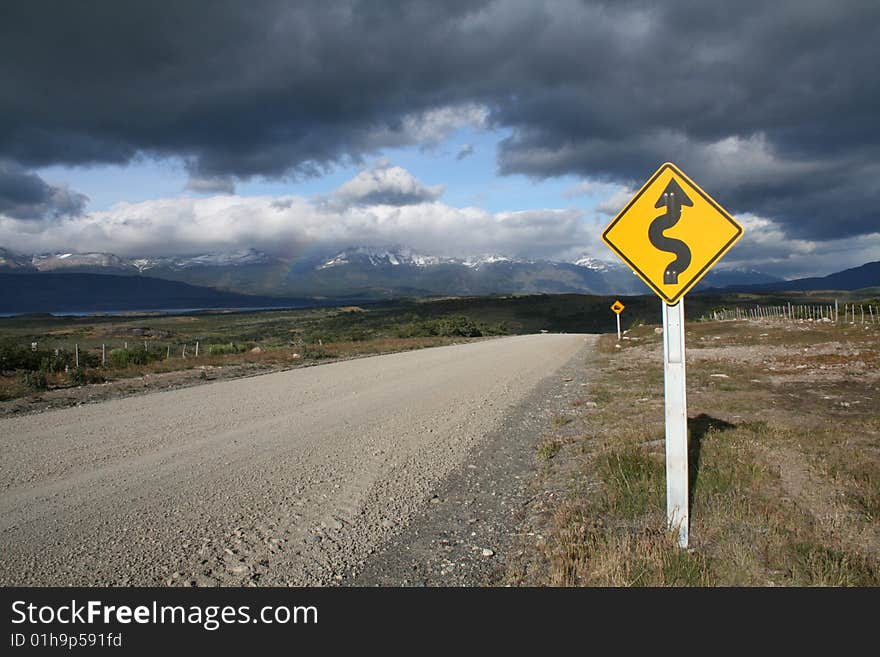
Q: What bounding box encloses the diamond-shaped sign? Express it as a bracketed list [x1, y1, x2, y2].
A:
[610, 300, 625, 314]
[602, 163, 743, 305]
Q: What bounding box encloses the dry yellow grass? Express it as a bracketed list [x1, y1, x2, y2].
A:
[509, 319, 880, 587]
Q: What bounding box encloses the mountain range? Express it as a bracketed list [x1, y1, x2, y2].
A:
[0, 245, 790, 299]
[1, 245, 876, 314]
[737, 260, 880, 293]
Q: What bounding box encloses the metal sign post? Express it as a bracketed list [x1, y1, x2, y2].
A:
[610, 300, 625, 341]
[601, 162, 744, 549]
[662, 299, 688, 547]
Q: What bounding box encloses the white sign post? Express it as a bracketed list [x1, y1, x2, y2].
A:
[610, 301, 625, 341]
[602, 163, 744, 549]
[662, 299, 688, 547]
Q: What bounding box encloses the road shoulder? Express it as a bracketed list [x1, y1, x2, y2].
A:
[347, 335, 599, 586]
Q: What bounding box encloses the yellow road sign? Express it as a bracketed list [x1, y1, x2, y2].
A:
[602, 162, 743, 305]
[611, 300, 625, 314]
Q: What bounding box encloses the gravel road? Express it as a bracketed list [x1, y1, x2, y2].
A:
[0, 333, 590, 586]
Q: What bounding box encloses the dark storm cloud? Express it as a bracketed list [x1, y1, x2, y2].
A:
[0, 160, 87, 220]
[1, 0, 878, 240]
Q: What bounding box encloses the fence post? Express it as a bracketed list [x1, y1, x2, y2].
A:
[75, 343, 79, 368]
[195, 341, 199, 357]
[167, 345, 171, 359]
[182, 345, 187, 358]
[102, 343, 106, 366]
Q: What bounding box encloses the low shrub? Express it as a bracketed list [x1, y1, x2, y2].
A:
[40, 352, 71, 373]
[20, 369, 48, 391]
[67, 367, 105, 386]
[1, 340, 64, 372]
[68, 367, 88, 386]
[107, 348, 160, 368]
[396, 315, 506, 339]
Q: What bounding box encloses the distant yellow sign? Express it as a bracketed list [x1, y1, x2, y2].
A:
[602, 163, 743, 305]
[610, 300, 625, 314]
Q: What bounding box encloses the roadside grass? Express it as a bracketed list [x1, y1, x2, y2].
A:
[2, 300, 513, 408]
[68, 336, 468, 378]
[512, 319, 880, 587]
[537, 436, 582, 461]
[551, 415, 574, 428]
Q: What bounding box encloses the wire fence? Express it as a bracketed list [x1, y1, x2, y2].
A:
[10, 339, 251, 373]
[700, 301, 878, 325]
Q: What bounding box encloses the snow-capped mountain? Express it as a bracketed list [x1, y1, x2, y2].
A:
[462, 254, 522, 268]
[0, 243, 820, 300]
[318, 246, 550, 271]
[316, 246, 532, 270]
[0, 247, 278, 274]
[571, 256, 614, 272]
[30, 251, 137, 272]
[315, 247, 622, 273]
[317, 246, 456, 269]
[299, 245, 641, 297]
[133, 248, 276, 272]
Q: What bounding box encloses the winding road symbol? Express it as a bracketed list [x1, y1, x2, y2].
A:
[600, 162, 744, 305]
[649, 179, 692, 285]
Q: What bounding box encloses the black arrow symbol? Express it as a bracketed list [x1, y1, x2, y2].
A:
[648, 178, 693, 285]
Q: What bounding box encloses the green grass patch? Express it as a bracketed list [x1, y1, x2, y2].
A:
[789, 543, 877, 587]
[537, 438, 565, 461]
[597, 444, 665, 519]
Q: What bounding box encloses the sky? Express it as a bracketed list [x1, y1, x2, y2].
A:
[1, 0, 878, 279]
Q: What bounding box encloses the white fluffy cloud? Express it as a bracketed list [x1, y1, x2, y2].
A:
[331, 160, 444, 207]
[0, 182, 589, 261]
[2, 162, 874, 279]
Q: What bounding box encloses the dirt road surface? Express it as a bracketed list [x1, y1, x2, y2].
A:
[0, 334, 591, 586]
